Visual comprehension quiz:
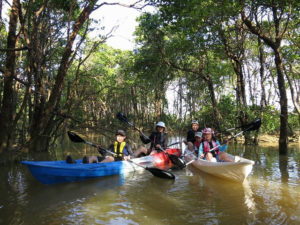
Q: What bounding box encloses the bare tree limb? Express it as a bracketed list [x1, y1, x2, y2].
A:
[94, 1, 153, 11]
[0, 46, 29, 51]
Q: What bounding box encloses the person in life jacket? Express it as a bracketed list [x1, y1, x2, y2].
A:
[198, 128, 233, 162]
[193, 132, 203, 155]
[82, 129, 133, 163]
[134, 121, 168, 157]
[185, 120, 202, 151]
[103, 129, 134, 162]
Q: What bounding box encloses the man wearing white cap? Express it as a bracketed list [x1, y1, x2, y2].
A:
[186, 120, 202, 151]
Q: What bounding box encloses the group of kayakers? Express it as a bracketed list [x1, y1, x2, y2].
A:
[67, 119, 233, 164]
[185, 120, 234, 162]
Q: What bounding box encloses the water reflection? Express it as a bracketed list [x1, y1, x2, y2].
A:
[185, 166, 257, 224]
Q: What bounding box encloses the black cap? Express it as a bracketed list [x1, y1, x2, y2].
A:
[116, 129, 126, 136]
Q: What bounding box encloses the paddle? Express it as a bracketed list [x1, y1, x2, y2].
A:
[67, 131, 175, 179]
[116, 112, 185, 169]
[185, 118, 262, 166]
[165, 141, 182, 148]
[218, 119, 262, 133]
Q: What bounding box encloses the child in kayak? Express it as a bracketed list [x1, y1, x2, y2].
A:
[134, 121, 168, 157]
[193, 132, 203, 155]
[81, 129, 133, 163]
[198, 128, 233, 162]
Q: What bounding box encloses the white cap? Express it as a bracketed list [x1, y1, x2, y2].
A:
[156, 121, 166, 128]
[191, 120, 199, 125]
[195, 132, 202, 138]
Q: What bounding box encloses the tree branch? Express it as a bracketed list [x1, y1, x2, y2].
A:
[241, 10, 276, 48]
[0, 46, 29, 51]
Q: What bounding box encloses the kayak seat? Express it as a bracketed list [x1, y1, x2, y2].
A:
[82, 156, 89, 164]
[66, 155, 76, 164]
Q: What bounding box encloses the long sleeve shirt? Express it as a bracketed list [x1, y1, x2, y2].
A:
[140, 131, 168, 149]
[186, 128, 201, 143]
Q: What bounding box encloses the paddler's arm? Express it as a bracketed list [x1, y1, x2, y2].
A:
[198, 143, 204, 158]
[126, 144, 134, 158]
[217, 140, 228, 152]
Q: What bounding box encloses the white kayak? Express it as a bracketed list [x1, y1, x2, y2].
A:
[184, 150, 255, 183]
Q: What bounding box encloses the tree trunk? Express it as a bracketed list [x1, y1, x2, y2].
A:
[284, 65, 300, 122]
[235, 62, 251, 144]
[0, 0, 2, 28]
[0, 0, 18, 152]
[28, 1, 97, 152]
[241, 9, 289, 153]
[205, 75, 222, 131]
[154, 91, 162, 122]
[131, 86, 139, 122]
[220, 26, 250, 143]
[255, 37, 266, 145]
[274, 50, 288, 154]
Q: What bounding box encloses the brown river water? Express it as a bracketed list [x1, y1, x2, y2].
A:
[0, 138, 300, 225]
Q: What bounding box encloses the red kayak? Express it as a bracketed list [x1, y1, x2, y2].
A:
[152, 148, 182, 167]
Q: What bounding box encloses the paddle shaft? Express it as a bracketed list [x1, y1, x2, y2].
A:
[165, 141, 182, 148]
[208, 122, 259, 153]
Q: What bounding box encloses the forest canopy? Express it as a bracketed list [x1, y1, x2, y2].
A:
[0, 0, 299, 154]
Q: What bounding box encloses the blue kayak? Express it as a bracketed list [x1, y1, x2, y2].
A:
[21, 157, 153, 185]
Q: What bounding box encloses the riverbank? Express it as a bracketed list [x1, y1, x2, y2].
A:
[235, 133, 300, 146]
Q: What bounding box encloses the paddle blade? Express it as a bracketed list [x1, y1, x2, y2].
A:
[246, 118, 262, 131]
[67, 131, 85, 143]
[146, 167, 175, 179]
[116, 112, 128, 123]
[168, 154, 186, 169]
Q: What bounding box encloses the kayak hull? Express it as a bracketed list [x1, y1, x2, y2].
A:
[22, 159, 145, 185]
[185, 151, 254, 183]
[22, 148, 181, 185]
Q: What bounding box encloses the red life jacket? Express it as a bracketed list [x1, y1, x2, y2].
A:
[203, 140, 219, 155]
[193, 141, 201, 155]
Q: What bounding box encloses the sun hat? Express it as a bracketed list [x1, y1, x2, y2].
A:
[156, 121, 166, 128]
[202, 128, 214, 134]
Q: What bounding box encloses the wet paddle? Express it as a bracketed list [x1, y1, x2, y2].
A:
[117, 112, 185, 169]
[67, 131, 175, 179]
[218, 119, 262, 133]
[185, 118, 262, 166]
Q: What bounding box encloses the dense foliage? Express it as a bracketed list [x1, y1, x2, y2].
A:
[0, 0, 299, 153]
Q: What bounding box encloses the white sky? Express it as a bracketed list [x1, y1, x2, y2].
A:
[91, 1, 155, 50]
[2, 0, 154, 50]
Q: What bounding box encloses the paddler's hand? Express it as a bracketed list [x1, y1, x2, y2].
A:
[123, 155, 131, 161]
[155, 144, 162, 149]
[150, 150, 157, 155]
[199, 154, 204, 159]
